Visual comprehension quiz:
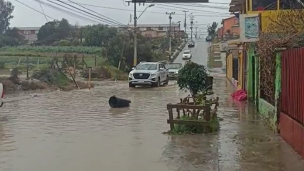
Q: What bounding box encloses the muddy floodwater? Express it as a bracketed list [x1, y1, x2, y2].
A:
[0, 40, 304, 171]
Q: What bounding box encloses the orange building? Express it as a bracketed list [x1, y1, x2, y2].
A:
[217, 27, 223, 39]
[221, 16, 240, 39]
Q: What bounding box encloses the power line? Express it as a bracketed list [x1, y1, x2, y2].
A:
[39, 2, 48, 21]
[60, 0, 126, 26]
[14, 0, 55, 20]
[155, 4, 229, 14]
[52, 0, 126, 26]
[60, 1, 230, 17]
[33, 0, 102, 23]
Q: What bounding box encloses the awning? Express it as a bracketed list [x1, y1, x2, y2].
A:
[229, 5, 241, 12]
[230, 0, 244, 6]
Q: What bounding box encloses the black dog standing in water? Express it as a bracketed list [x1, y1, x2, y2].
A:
[109, 95, 131, 108]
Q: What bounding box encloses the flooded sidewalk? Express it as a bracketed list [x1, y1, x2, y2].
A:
[214, 76, 304, 171]
[0, 75, 303, 171]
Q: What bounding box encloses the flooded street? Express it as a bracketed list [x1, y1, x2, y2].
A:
[0, 39, 304, 171]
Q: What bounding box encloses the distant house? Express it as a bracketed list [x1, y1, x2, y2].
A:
[221, 16, 240, 40]
[15, 27, 40, 44]
[118, 24, 181, 38]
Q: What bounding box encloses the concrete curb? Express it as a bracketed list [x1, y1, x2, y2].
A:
[170, 41, 187, 62]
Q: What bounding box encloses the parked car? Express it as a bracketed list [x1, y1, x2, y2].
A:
[206, 35, 212, 42]
[188, 40, 195, 48]
[166, 63, 183, 79]
[0, 83, 4, 107]
[182, 50, 192, 60]
[128, 62, 169, 87]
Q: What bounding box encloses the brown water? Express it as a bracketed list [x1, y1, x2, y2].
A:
[0, 40, 303, 171]
[0, 76, 303, 171]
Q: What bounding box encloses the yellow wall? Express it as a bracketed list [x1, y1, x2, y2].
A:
[243, 0, 304, 31]
[226, 54, 233, 82]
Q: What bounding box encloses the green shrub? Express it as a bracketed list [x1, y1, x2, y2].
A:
[32, 68, 70, 86]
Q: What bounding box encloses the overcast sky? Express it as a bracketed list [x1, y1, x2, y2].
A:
[9, 0, 232, 36]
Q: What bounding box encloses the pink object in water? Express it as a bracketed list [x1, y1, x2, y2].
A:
[231, 89, 247, 101]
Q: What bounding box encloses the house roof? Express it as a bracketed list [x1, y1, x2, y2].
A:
[221, 16, 235, 24]
[229, 0, 245, 12]
[13, 27, 40, 31]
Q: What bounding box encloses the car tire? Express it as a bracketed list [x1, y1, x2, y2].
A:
[129, 83, 135, 88]
[152, 78, 160, 87]
[164, 76, 169, 85]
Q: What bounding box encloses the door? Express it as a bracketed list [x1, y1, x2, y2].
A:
[243, 50, 247, 91]
[252, 55, 255, 100]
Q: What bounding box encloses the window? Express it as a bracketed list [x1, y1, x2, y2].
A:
[252, 0, 277, 11]
[280, 0, 303, 9]
[166, 63, 182, 69]
[136, 63, 157, 70]
[146, 27, 151, 31]
[158, 27, 163, 30]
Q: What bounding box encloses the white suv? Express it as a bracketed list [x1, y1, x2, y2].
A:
[0, 83, 4, 107]
[182, 50, 192, 60]
[128, 62, 169, 87]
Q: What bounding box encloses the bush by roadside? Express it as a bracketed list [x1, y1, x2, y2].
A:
[32, 68, 94, 91]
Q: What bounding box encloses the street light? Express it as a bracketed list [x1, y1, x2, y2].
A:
[137, 4, 155, 20]
[133, 4, 155, 66]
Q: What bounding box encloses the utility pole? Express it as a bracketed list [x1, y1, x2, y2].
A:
[166, 12, 175, 60]
[133, 0, 137, 66]
[190, 15, 194, 40]
[195, 26, 198, 38]
[183, 10, 188, 39]
[177, 21, 181, 39]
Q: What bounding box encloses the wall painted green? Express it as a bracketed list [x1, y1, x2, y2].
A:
[246, 45, 254, 99]
[246, 44, 259, 104]
[257, 52, 281, 132]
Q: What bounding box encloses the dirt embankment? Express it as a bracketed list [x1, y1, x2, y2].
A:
[0, 69, 94, 94]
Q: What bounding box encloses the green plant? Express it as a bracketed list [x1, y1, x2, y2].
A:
[172, 115, 219, 134]
[0, 62, 5, 69]
[32, 68, 70, 86]
[177, 61, 209, 96]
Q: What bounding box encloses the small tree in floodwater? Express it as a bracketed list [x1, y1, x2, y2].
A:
[177, 61, 209, 97]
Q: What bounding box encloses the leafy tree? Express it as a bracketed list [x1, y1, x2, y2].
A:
[57, 18, 71, 39]
[83, 25, 117, 46]
[207, 22, 218, 38]
[37, 21, 59, 44]
[0, 0, 14, 34]
[37, 18, 71, 44]
[177, 61, 209, 96]
[5, 27, 24, 41]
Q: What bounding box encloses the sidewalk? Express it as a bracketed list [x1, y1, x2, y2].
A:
[214, 76, 304, 171]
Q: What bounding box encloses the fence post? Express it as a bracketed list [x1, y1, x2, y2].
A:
[88, 67, 91, 90]
[26, 56, 29, 79]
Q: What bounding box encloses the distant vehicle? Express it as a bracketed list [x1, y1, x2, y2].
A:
[188, 40, 195, 48]
[206, 36, 212, 42]
[0, 83, 4, 107]
[182, 50, 192, 60]
[128, 61, 169, 87]
[166, 63, 183, 79]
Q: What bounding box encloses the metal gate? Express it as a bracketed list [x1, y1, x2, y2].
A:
[280, 47, 304, 159]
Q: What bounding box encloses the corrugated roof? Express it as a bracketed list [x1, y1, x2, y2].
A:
[14, 27, 40, 31]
